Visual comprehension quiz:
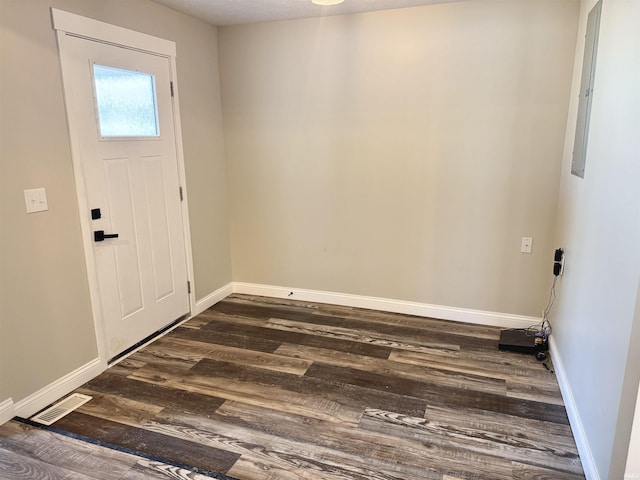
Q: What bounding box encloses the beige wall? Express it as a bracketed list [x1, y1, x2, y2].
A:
[552, 0, 640, 477]
[219, 0, 579, 317]
[0, 0, 230, 404]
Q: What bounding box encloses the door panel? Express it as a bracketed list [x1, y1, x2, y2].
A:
[141, 155, 176, 300]
[59, 34, 190, 359]
[103, 157, 145, 318]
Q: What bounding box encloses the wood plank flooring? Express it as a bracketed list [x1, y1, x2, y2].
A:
[0, 294, 585, 479]
[0, 420, 225, 480]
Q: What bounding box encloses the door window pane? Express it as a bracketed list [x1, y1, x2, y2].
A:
[93, 64, 159, 137]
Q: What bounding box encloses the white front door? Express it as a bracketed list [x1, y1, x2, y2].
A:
[57, 30, 190, 360]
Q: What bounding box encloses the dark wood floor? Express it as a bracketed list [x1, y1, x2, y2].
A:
[0, 294, 584, 480]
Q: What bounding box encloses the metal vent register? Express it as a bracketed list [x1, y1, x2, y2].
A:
[31, 393, 92, 425]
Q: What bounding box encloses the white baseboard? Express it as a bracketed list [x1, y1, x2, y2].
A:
[549, 336, 599, 480]
[232, 282, 539, 329]
[193, 282, 234, 316]
[0, 398, 15, 426]
[12, 358, 105, 420]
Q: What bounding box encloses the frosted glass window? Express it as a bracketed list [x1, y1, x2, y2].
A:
[93, 64, 159, 137]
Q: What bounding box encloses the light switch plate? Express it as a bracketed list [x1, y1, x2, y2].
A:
[24, 188, 48, 213]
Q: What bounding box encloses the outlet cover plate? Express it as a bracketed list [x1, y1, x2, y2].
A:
[521, 236, 533, 254]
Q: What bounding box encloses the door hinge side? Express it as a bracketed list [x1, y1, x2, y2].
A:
[179, 186, 183, 201]
[187, 280, 191, 295]
[170, 81, 174, 97]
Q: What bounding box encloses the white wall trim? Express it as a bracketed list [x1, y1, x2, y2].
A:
[232, 282, 539, 329]
[549, 336, 600, 480]
[12, 358, 105, 420]
[168, 56, 197, 319]
[193, 282, 234, 316]
[0, 398, 15, 426]
[51, 8, 176, 56]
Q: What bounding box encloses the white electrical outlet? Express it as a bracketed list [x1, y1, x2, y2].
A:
[521, 236, 533, 254]
[24, 188, 48, 213]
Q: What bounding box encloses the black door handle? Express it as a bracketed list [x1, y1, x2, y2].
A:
[94, 230, 119, 242]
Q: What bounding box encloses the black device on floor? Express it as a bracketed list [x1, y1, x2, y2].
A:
[498, 329, 548, 355]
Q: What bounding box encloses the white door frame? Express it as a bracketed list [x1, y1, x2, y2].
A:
[52, 8, 196, 365]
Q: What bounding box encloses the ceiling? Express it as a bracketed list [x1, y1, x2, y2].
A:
[149, 0, 462, 26]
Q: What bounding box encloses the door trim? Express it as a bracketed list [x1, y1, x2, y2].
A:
[51, 8, 176, 56]
[52, 8, 195, 364]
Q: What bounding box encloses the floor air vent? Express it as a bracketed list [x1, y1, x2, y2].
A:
[30, 393, 92, 426]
